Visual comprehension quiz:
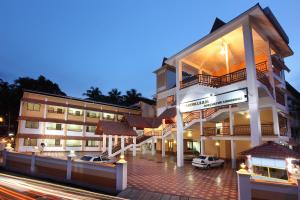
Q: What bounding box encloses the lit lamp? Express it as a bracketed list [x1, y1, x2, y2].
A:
[0, 117, 4, 123]
[187, 130, 192, 138]
[68, 150, 76, 158]
[165, 140, 168, 144]
[173, 140, 176, 144]
[215, 141, 220, 146]
[240, 162, 246, 170]
[117, 154, 127, 164]
[5, 142, 12, 151]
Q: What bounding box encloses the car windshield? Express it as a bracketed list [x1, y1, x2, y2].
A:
[80, 156, 92, 161]
[199, 156, 206, 159]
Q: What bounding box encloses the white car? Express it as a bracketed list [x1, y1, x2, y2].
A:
[80, 155, 115, 163]
[192, 155, 224, 169]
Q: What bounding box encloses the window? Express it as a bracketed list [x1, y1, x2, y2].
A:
[23, 138, 37, 146]
[86, 126, 96, 133]
[68, 108, 83, 116]
[48, 106, 64, 114]
[86, 111, 100, 118]
[47, 123, 63, 130]
[67, 124, 82, 132]
[27, 103, 41, 111]
[253, 165, 288, 180]
[187, 141, 193, 151]
[25, 121, 39, 129]
[103, 112, 115, 121]
[45, 139, 61, 147]
[86, 140, 98, 147]
[66, 140, 81, 147]
[117, 114, 124, 121]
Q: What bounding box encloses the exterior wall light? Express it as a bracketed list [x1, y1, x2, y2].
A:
[173, 140, 176, 144]
[246, 114, 250, 119]
[187, 131, 192, 137]
[215, 141, 220, 146]
[0, 117, 3, 123]
[118, 154, 127, 164]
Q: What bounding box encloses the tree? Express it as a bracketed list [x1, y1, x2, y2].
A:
[83, 86, 103, 101]
[123, 89, 142, 105]
[108, 88, 122, 104]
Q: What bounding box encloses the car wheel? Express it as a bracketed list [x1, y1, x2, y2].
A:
[207, 164, 211, 169]
[221, 163, 224, 167]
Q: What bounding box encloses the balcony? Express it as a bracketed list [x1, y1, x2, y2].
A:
[202, 123, 275, 136]
[180, 61, 273, 95]
[275, 88, 286, 106]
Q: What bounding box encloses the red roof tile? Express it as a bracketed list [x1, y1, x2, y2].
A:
[95, 121, 137, 136]
[240, 141, 300, 159]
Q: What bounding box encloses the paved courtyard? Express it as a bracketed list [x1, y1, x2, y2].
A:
[125, 153, 237, 200]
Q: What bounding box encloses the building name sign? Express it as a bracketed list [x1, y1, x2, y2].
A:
[180, 88, 248, 113]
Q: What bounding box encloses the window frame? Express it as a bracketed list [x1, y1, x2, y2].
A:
[27, 103, 41, 111]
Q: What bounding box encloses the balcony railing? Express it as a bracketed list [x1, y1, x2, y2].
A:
[202, 123, 275, 136]
[180, 61, 272, 93]
[275, 88, 286, 106]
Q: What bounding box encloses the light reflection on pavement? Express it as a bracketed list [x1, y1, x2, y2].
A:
[0, 172, 126, 200]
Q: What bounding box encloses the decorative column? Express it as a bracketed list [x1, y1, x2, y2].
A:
[272, 106, 280, 136]
[102, 134, 107, 152]
[151, 137, 155, 156]
[132, 136, 136, 157]
[175, 59, 184, 167]
[114, 135, 118, 146]
[121, 136, 125, 155]
[200, 137, 205, 155]
[162, 137, 166, 157]
[231, 140, 236, 169]
[243, 18, 261, 147]
[108, 135, 113, 156]
[229, 106, 234, 135]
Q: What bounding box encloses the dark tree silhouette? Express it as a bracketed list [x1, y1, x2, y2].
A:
[123, 89, 142, 105]
[83, 86, 103, 101]
[108, 88, 122, 104]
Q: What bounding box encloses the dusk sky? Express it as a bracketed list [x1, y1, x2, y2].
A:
[0, 0, 299, 98]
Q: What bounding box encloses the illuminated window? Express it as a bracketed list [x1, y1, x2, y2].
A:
[86, 140, 98, 147]
[48, 106, 64, 114]
[253, 165, 288, 180]
[25, 121, 39, 129]
[103, 112, 115, 121]
[86, 111, 100, 118]
[27, 103, 41, 111]
[45, 139, 61, 147]
[23, 138, 37, 146]
[68, 108, 83, 116]
[66, 140, 81, 147]
[67, 124, 82, 132]
[47, 123, 62, 130]
[86, 126, 96, 133]
[117, 114, 124, 121]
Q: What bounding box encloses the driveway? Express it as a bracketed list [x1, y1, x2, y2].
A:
[125, 153, 237, 200]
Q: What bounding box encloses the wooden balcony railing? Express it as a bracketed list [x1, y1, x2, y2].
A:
[202, 123, 275, 136]
[180, 61, 272, 93]
[275, 88, 286, 106]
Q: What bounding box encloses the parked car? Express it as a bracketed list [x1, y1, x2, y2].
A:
[192, 155, 224, 169]
[80, 155, 116, 163]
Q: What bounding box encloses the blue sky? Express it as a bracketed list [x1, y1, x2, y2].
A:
[0, 0, 299, 98]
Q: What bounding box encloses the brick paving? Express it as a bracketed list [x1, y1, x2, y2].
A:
[125, 153, 237, 200]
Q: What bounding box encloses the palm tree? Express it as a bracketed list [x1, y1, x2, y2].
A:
[83, 87, 103, 101]
[123, 89, 142, 105]
[108, 88, 122, 104]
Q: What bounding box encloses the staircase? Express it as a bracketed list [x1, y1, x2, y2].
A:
[102, 135, 153, 157]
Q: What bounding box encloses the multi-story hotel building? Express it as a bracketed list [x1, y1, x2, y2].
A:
[16, 90, 156, 154]
[15, 4, 299, 170]
[154, 4, 294, 168]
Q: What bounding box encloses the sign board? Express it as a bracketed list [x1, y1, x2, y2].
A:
[180, 88, 248, 113]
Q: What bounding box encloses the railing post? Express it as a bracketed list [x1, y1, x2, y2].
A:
[66, 156, 72, 180]
[30, 152, 36, 174]
[116, 159, 127, 192]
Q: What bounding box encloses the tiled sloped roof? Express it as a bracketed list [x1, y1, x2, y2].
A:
[124, 107, 176, 129]
[95, 121, 137, 136]
[240, 141, 300, 159]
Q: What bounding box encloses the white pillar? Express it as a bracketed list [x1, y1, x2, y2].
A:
[114, 135, 118, 146]
[200, 137, 205, 155]
[243, 19, 261, 147]
[237, 171, 251, 200]
[229, 106, 234, 135]
[121, 136, 125, 155]
[272, 106, 280, 136]
[108, 135, 113, 156]
[102, 135, 107, 152]
[162, 137, 166, 157]
[116, 162, 127, 192]
[151, 137, 155, 156]
[132, 136, 136, 157]
[200, 112, 203, 136]
[231, 140, 236, 169]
